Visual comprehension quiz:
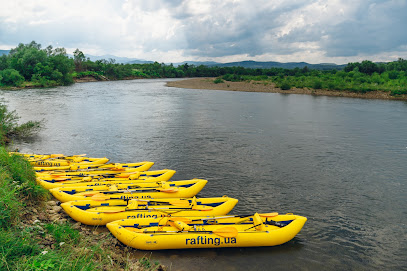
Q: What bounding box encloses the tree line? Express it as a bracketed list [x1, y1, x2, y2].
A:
[0, 41, 406, 96]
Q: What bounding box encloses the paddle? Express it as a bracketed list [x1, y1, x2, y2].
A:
[83, 186, 179, 197]
[244, 219, 285, 231]
[138, 226, 239, 238]
[235, 212, 278, 224]
[89, 197, 190, 206]
[149, 204, 213, 211]
[47, 171, 138, 178]
[86, 199, 191, 213]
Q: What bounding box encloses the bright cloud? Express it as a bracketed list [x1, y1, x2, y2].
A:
[0, 0, 406, 64]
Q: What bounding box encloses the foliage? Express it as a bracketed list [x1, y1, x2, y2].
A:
[0, 226, 117, 270]
[222, 74, 243, 82]
[44, 223, 80, 244]
[139, 257, 160, 270]
[1, 40, 407, 97]
[1, 41, 74, 88]
[279, 81, 291, 90]
[0, 148, 48, 203]
[0, 169, 22, 228]
[0, 103, 43, 145]
[73, 48, 86, 72]
[0, 68, 25, 86]
[213, 77, 224, 84]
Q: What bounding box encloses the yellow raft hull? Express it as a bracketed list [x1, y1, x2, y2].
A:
[37, 169, 176, 190]
[61, 196, 238, 225]
[33, 157, 109, 168]
[9, 152, 95, 161]
[107, 213, 307, 250]
[34, 162, 154, 174]
[49, 179, 208, 202]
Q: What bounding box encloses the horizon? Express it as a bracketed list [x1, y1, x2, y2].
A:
[1, 1, 406, 65]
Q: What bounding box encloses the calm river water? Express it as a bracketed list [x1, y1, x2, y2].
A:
[2, 79, 407, 270]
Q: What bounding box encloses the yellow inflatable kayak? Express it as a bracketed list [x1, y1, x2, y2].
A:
[9, 152, 89, 161]
[33, 161, 156, 172]
[49, 179, 208, 202]
[33, 157, 109, 168]
[107, 213, 307, 250]
[35, 161, 154, 176]
[37, 169, 176, 190]
[61, 196, 238, 225]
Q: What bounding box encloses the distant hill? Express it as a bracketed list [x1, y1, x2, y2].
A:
[172, 61, 219, 67]
[85, 54, 153, 64]
[0, 50, 10, 55]
[126, 59, 155, 64]
[66, 53, 152, 64]
[208, 60, 346, 70]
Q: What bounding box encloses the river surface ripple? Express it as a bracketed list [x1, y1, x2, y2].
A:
[2, 79, 407, 270]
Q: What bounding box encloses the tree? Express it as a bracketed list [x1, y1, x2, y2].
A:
[8, 41, 47, 80]
[73, 49, 86, 72]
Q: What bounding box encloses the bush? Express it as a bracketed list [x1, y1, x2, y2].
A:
[312, 80, 323, 89]
[222, 73, 243, 82]
[390, 89, 407, 96]
[279, 81, 291, 90]
[0, 68, 25, 87]
[327, 82, 336, 90]
[0, 103, 43, 145]
[213, 78, 224, 84]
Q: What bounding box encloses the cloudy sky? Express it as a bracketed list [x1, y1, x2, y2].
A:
[1, 0, 406, 64]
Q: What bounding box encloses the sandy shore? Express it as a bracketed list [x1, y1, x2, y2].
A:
[167, 78, 407, 101]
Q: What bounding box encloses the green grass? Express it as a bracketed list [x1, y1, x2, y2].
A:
[44, 222, 81, 245]
[0, 227, 116, 270]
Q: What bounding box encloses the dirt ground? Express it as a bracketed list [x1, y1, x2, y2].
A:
[166, 78, 407, 101]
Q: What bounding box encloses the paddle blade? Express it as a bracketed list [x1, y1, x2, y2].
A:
[212, 227, 238, 238]
[192, 205, 213, 211]
[169, 199, 190, 207]
[158, 188, 179, 193]
[82, 192, 101, 197]
[49, 177, 71, 181]
[91, 194, 111, 201]
[259, 212, 279, 217]
[168, 217, 192, 224]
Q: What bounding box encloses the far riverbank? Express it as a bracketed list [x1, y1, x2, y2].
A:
[167, 78, 407, 101]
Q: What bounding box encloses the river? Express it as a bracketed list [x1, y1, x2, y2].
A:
[2, 79, 407, 270]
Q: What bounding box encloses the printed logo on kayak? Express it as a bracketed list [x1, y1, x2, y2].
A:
[119, 195, 152, 200]
[36, 161, 62, 166]
[126, 214, 165, 219]
[186, 236, 237, 246]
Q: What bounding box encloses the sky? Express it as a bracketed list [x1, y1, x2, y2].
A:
[0, 0, 406, 64]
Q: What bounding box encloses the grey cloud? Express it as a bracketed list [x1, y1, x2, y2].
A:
[175, 4, 288, 57]
[322, 1, 407, 57]
[1, 0, 406, 62]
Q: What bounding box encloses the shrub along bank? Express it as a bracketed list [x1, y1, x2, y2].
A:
[216, 60, 407, 97]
